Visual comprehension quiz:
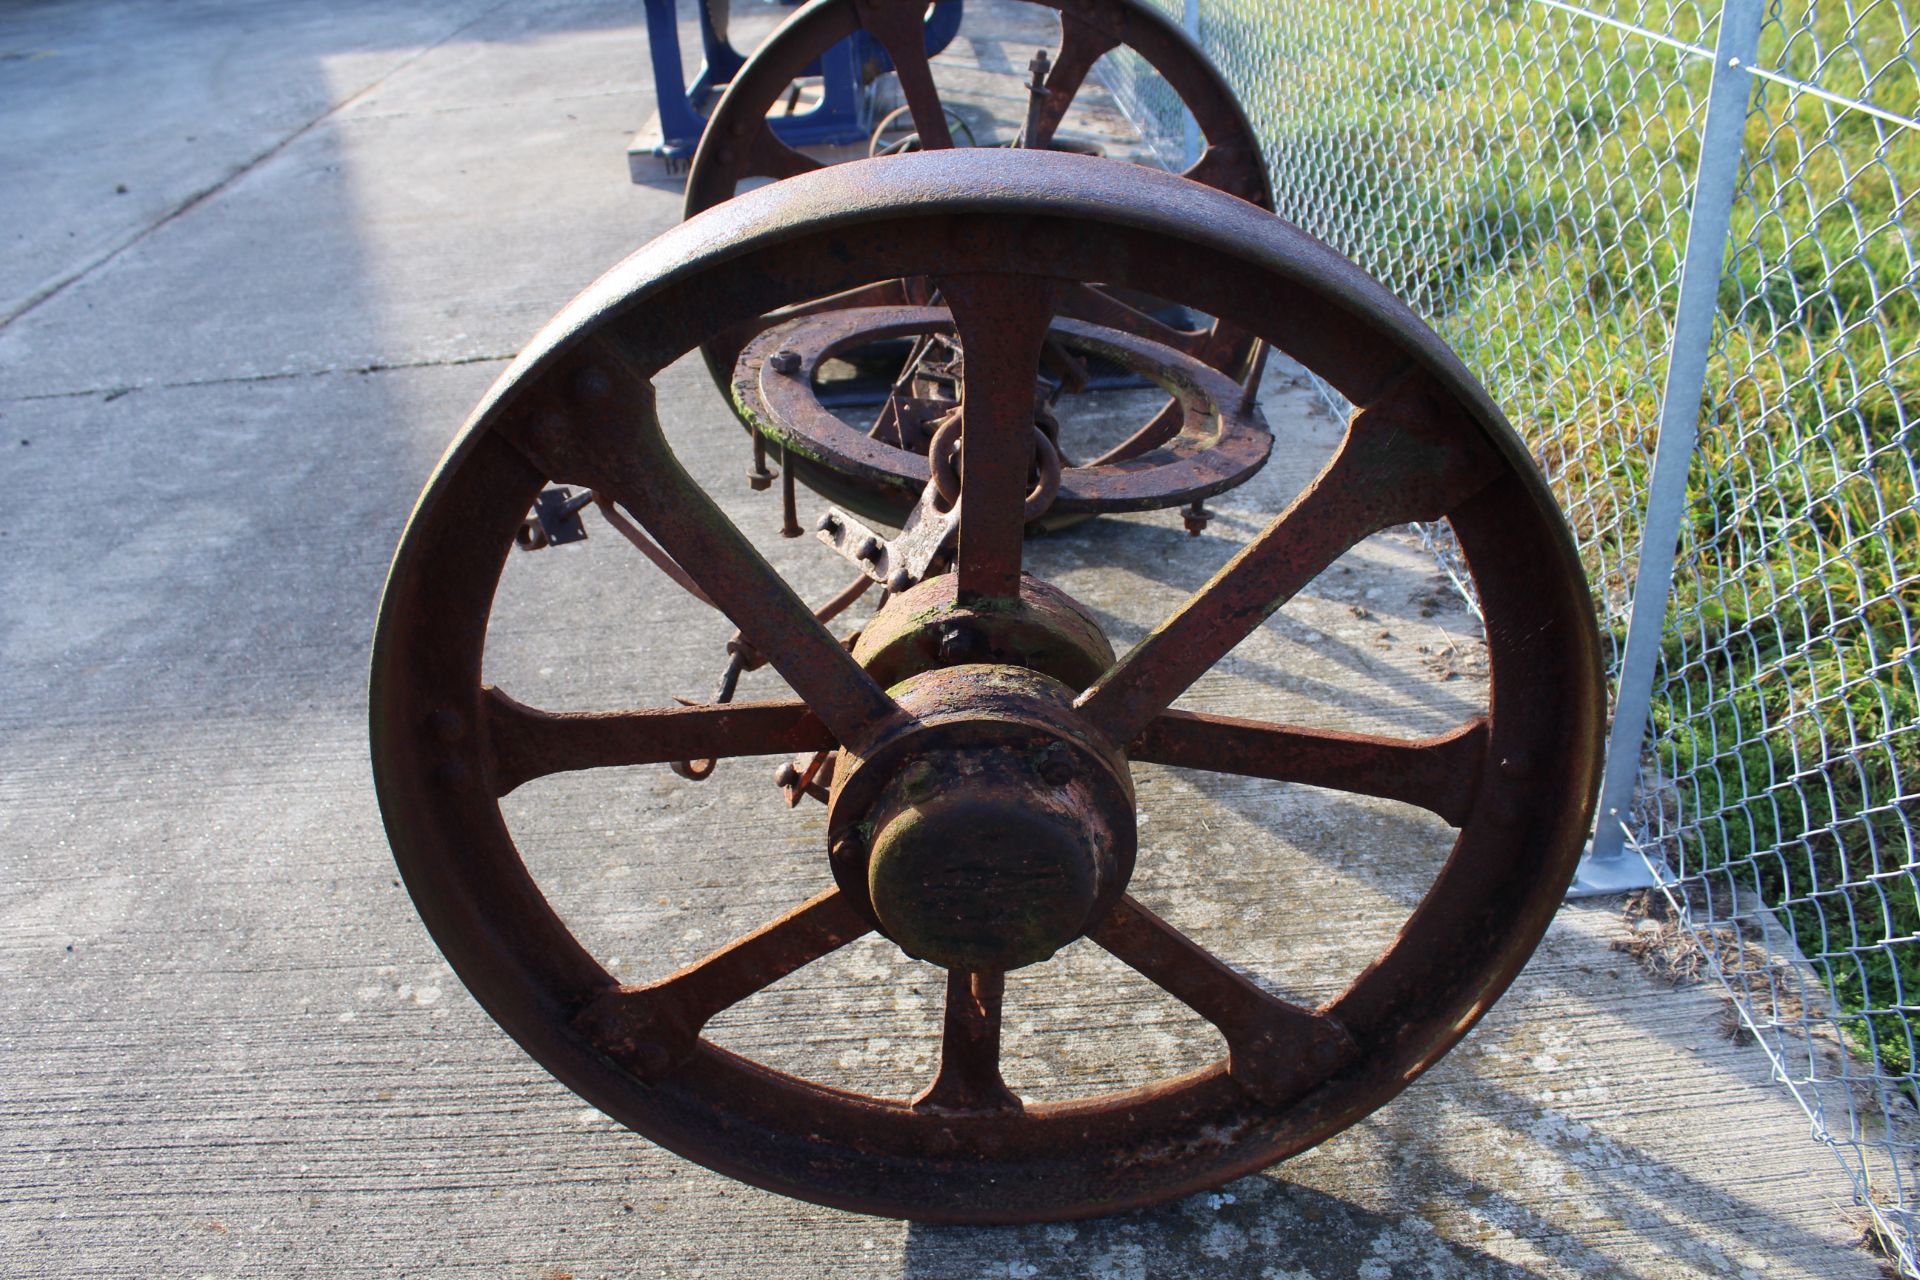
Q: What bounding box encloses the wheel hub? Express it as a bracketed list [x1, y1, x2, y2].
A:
[851, 571, 1116, 693]
[827, 663, 1136, 971]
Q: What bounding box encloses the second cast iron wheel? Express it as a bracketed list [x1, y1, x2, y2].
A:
[683, 0, 1277, 525]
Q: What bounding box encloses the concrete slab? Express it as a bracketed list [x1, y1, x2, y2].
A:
[0, 5, 676, 399]
[0, 0, 505, 325]
[0, 2, 1895, 1278]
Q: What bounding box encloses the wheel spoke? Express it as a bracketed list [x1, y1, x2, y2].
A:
[1090, 896, 1356, 1107]
[1025, 15, 1121, 151]
[853, 0, 953, 149]
[498, 339, 905, 754]
[748, 122, 825, 180]
[912, 970, 1021, 1115]
[1075, 373, 1502, 746]
[1053, 286, 1209, 469]
[1056, 283, 1210, 357]
[938, 273, 1064, 602]
[575, 888, 872, 1079]
[1130, 710, 1489, 827]
[482, 687, 832, 796]
[1179, 143, 1268, 205]
[1085, 399, 1187, 467]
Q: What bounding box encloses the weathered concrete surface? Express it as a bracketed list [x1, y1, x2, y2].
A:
[0, 2, 1891, 1277]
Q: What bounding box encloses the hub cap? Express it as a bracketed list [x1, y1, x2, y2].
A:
[828, 664, 1136, 971]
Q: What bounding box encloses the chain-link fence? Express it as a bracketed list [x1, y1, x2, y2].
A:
[1104, 0, 1920, 1268]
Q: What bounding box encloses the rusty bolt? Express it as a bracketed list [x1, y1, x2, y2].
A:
[1038, 753, 1075, 788]
[1308, 1035, 1348, 1070]
[748, 428, 776, 491]
[855, 535, 881, 563]
[630, 1042, 672, 1079]
[1183, 501, 1211, 537]
[526, 411, 568, 451]
[775, 761, 801, 789]
[577, 999, 675, 1079]
[816, 510, 839, 534]
[887, 569, 913, 595]
[434, 760, 474, 792]
[1029, 48, 1052, 88]
[574, 365, 613, 401]
[768, 349, 802, 376]
[936, 623, 981, 663]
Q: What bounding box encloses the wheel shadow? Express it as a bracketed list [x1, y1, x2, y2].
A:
[892, 979, 1880, 1280]
[897, 1177, 1552, 1279]
[1023, 502, 1488, 740]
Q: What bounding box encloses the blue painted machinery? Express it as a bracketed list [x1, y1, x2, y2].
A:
[635, 0, 964, 173]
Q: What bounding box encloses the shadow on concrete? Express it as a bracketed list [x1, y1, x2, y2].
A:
[898, 1177, 1552, 1280]
[890, 1022, 1872, 1279]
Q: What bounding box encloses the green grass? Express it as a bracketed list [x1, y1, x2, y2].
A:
[1199, 1, 1919, 1075]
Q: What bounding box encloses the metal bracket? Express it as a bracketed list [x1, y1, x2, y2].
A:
[1567, 831, 1677, 899]
[516, 487, 593, 550]
[815, 483, 960, 593]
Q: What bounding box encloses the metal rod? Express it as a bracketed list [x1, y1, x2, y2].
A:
[592, 493, 717, 609]
[1572, 0, 1764, 896]
[1180, 0, 1202, 168]
[1538, 0, 1919, 132]
[780, 453, 802, 538]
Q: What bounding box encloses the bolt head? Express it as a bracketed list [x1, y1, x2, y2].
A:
[426, 709, 466, 743]
[768, 349, 802, 376]
[830, 831, 866, 866]
[746, 467, 774, 491]
[574, 365, 613, 401]
[936, 623, 974, 662]
[434, 760, 474, 792]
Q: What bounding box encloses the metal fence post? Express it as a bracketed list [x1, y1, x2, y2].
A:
[1569, 0, 1765, 896]
[1182, 0, 1203, 166]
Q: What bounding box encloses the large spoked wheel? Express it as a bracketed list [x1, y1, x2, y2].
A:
[370, 151, 1603, 1223]
[683, 0, 1276, 524]
[685, 0, 1271, 212]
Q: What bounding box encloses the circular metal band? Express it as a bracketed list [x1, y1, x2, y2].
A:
[736, 305, 1273, 515]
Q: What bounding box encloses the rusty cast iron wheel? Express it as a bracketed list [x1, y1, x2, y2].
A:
[683, 0, 1275, 522]
[370, 150, 1604, 1223]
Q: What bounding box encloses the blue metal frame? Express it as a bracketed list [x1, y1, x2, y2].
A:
[640, 0, 964, 163]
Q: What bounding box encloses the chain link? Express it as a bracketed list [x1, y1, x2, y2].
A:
[1107, 1, 1919, 1264]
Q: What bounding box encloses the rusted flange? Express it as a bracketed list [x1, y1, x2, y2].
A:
[826, 665, 1136, 971]
[852, 571, 1115, 692]
[735, 306, 1272, 522]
